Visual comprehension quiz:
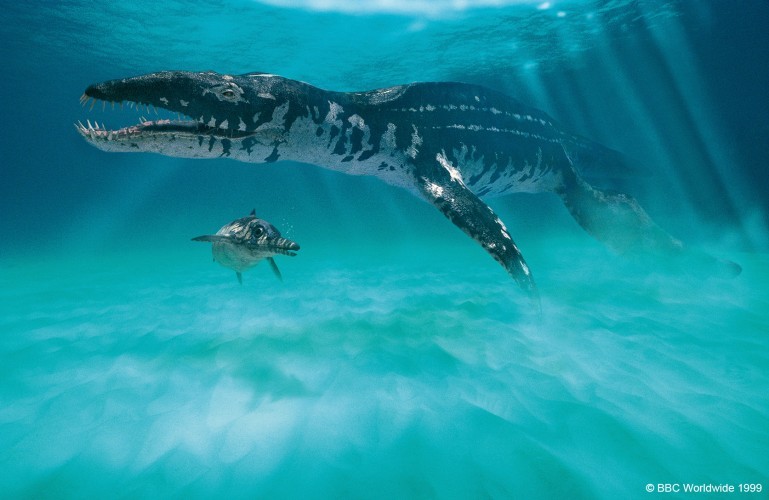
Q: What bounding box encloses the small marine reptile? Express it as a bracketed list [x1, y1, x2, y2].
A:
[77, 70, 740, 299]
[192, 209, 299, 283]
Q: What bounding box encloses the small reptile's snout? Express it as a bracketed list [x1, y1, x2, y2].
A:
[271, 237, 300, 251]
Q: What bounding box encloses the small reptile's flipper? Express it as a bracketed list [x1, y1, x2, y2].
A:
[267, 257, 283, 282]
[416, 152, 538, 300]
[192, 235, 231, 243]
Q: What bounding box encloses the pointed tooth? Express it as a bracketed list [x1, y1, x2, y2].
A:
[153, 105, 158, 115]
[102, 100, 106, 112]
[87, 119, 93, 130]
[89, 99, 96, 111]
[129, 102, 135, 109]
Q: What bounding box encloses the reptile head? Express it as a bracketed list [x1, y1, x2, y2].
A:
[77, 70, 295, 159]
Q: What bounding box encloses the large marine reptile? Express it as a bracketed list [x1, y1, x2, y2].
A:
[76, 71, 741, 298]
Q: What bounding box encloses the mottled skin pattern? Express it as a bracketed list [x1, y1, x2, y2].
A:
[78, 71, 741, 298]
[192, 209, 299, 284]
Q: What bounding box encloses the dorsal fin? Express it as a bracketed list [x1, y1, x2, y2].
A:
[250, 208, 256, 216]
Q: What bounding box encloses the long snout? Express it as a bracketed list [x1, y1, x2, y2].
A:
[251, 236, 300, 256]
[270, 237, 300, 251]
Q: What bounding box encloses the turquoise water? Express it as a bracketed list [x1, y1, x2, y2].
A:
[2, 1, 768, 498]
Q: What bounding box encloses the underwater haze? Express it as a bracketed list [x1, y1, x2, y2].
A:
[1, 0, 768, 498]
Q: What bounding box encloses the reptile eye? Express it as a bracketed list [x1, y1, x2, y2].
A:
[222, 89, 236, 98]
[253, 227, 264, 236]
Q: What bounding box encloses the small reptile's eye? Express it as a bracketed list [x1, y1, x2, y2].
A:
[253, 227, 264, 236]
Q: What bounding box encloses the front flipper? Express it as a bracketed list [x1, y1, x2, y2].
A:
[192, 235, 232, 243]
[416, 152, 538, 299]
[267, 257, 283, 282]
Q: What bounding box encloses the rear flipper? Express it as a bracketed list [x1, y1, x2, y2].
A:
[416, 153, 539, 301]
[557, 164, 741, 278]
